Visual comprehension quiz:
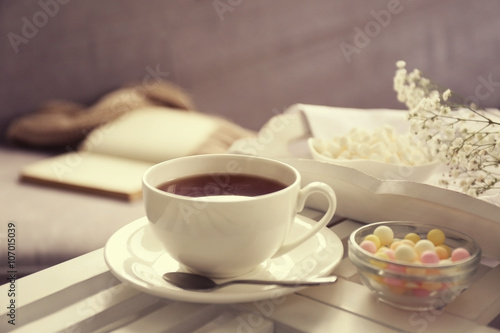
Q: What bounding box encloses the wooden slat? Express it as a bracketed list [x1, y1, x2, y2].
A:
[233, 293, 401, 333]
[299, 278, 481, 333]
[1, 219, 499, 332]
[446, 265, 500, 323]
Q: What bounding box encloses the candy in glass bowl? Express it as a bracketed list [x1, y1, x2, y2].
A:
[348, 221, 481, 311]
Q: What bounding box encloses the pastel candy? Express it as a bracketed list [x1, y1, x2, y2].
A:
[380, 248, 396, 260]
[384, 277, 404, 287]
[406, 267, 426, 276]
[359, 225, 473, 268]
[364, 234, 381, 249]
[390, 241, 402, 251]
[427, 229, 446, 245]
[420, 250, 440, 264]
[451, 248, 470, 262]
[438, 244, 452, 256]
[435, 246, 449, 260]
[395, 244, 416, 262]
[439, 259, 453, 265]
[401, 239, 415, 247]
[374, 226, 394, 246]
[404, 232, 421, 244]
[421, 281, 443, 291]
[360, 240, 377, 253]
[372, 252, 389, 268]
[415, 240, 435, 255]
[387, 264, 406, 273]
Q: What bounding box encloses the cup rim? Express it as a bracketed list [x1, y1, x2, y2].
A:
[142, 154, 301, 201]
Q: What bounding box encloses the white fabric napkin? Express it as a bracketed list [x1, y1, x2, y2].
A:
[286, 104, 411, 137]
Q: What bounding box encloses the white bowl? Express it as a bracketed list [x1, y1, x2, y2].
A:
[308, 138, 439, 182]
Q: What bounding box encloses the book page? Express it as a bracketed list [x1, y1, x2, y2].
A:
[80, 107, 219, 163]
[20, 152, 153, 200]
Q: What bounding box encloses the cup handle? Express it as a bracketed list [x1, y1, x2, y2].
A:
[272, 182, 337, 258]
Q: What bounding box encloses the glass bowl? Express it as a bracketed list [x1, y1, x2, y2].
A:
[348, 221, 481, 311]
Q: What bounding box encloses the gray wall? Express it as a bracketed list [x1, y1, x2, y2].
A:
[1, 0, 500, 142]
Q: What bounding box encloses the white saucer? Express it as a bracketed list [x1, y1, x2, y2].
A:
[104, 215, 344, 304]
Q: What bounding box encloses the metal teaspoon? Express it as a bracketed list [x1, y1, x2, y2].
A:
[163, 272, 338, 291]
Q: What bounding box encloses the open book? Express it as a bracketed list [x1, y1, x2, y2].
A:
[20, 107, 254, 201]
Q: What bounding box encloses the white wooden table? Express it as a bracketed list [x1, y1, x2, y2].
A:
[2, 209, 500, 333]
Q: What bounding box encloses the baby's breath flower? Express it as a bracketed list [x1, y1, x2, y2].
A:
[450, 168, 460, 178]
[396, 60, 406, 68]
[443, 128, 455, 140]
[467, 188, 478, 197]
[461, 144, 473, 154]
[394, 61, 500, 197]
[442, 89, 452, 101]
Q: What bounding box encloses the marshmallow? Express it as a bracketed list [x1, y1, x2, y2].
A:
[313, 125, 432, 165]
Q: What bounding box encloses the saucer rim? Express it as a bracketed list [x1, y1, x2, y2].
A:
[104, 215, 344, 304]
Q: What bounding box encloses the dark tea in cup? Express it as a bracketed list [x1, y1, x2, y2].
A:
[157, 173, 287, 197]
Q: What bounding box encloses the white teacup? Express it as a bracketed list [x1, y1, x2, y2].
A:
[143, 154, 337, 278]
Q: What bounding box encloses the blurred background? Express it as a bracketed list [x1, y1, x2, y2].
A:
[2, 0, 500, 140]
